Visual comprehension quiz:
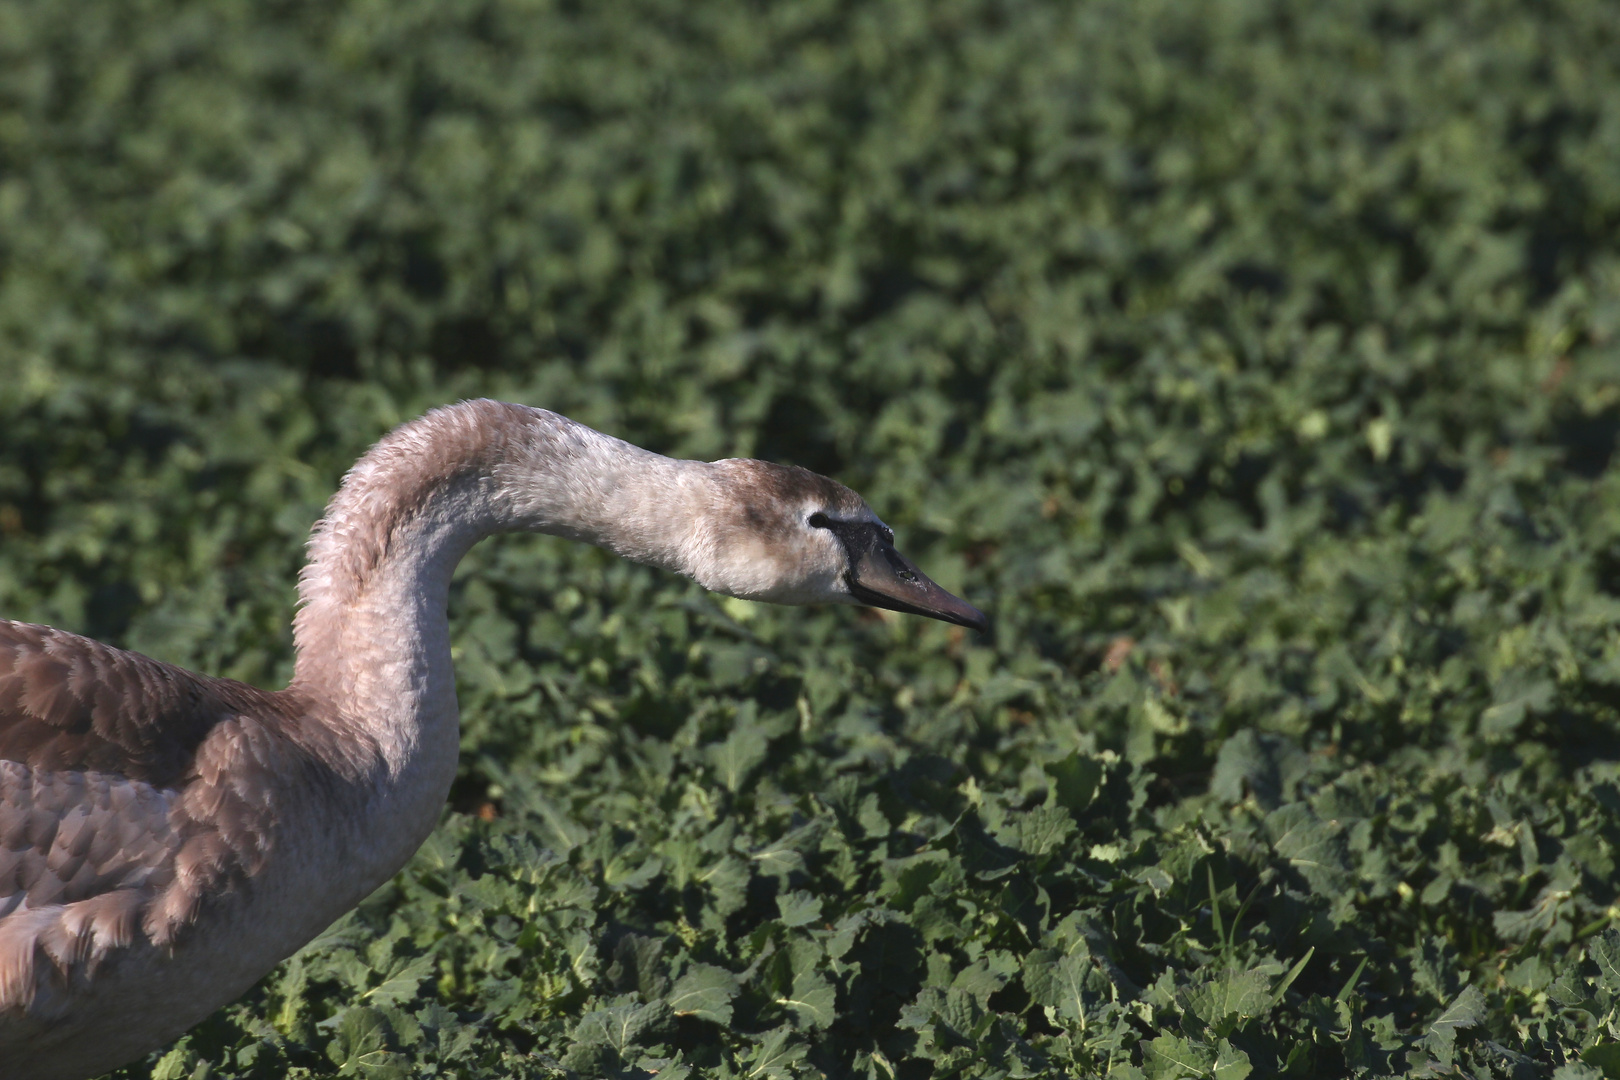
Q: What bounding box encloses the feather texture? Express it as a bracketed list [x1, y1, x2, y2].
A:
[0, 624, 348, 1016]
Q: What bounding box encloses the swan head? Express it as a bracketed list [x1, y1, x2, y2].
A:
[695, 459, 988, 632]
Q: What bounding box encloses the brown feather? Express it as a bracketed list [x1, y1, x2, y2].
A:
[0, 621, 339, 1021]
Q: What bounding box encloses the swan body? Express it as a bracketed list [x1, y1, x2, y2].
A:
[0, 400, 984, 1080]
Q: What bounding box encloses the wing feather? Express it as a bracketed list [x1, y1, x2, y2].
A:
[0, 623, 222, 784]
[0, 621, 298, 1017]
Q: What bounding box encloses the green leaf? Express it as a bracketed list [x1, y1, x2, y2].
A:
[1188, 967, 1273, 1028]
[668, 964, 739, 1025]
[710, 723, 769, 793]
[574, 997, 673, 1052]
[1270, 947, 1315, 1008]
[751, 833, 812, 880]
[777, 889, 824, 929]
[1593, 929, 1620, 994]
[1045, 751, 1104, 816]
[1582, 1042, 1620, 1079]
[150, 1045, 199, 1080]
[936, 987, 992, 1045]
[1212, 1039, 1254, 1080]
[744, 1026, 808, 1079]
[1025, 949, 1088, 1022]
[776, 971, 836, 1029]
[364, 955, 436, 1009]
[950, 954, 1014, 1004]
[604, 851, 665, 891]
[699, 855, 751, 917]
[1210, 730, 1308, 809]
[1424, 985, 1486, 1064]
[1480, 677, 1555, 739]
[326, 1007, 408, 1078]
[1265, 803, 1350, 894]
[608, 933, 671, 999]
[1018, 803, 1077, 856]
[1147, 1033, 1214, 1079]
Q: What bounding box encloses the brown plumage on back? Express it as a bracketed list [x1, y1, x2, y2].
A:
[0, 621, 240, 785]
[0, 624, 362, 1046]
[0, 400, 985, 1080]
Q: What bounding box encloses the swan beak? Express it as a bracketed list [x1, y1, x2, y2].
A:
[845, 529, 989, 632]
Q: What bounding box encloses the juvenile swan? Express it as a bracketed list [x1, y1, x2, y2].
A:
[0, 400, 985, 1080]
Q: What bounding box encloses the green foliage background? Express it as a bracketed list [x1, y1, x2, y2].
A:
[4, 0, 1620, 1076]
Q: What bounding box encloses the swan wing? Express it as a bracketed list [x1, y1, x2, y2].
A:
[0, 623, 268, 1018]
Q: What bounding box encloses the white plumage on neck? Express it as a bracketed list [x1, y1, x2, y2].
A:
[286, 404, 710, 812]
[287, 401, 841, 783]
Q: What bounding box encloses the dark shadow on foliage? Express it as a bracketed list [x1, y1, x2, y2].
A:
[1551, 402, 1620, 480]
[752, 391, 845, 479]
[239, 308, 361, 381]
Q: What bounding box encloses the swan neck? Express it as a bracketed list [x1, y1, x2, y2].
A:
[288, 402, 712, 751]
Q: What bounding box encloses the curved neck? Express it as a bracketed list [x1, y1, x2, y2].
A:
[289, 401, 714, 781]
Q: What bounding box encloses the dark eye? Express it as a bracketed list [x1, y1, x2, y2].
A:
[808, 512, 831, 529]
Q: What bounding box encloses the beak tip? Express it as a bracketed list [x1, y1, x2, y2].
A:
[958, 607, 990, 633]
[927, 595, 988, 633]
[843, 532, 990, 633]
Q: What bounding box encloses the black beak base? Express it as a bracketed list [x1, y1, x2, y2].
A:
[834, 522, 989, 632]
